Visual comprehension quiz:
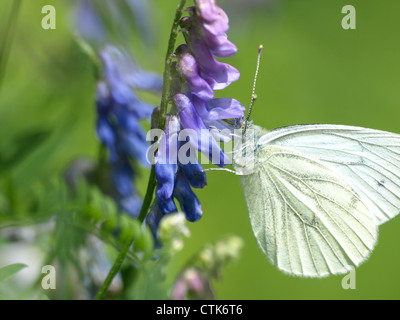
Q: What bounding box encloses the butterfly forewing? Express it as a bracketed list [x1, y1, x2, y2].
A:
[241, 144, 378, 277]
[258, 124, 400, 225]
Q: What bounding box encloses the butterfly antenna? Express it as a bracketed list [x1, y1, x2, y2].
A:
[246, 45, 263, 123]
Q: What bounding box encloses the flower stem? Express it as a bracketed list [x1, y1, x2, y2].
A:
[137, 165, 157, 223]
[159, 0, 187, 129]
[94, 239, 131, 300]
[94, 0, 186, 300]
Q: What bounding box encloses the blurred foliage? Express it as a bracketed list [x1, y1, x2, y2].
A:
[0, 263, 27, 283]
[0, 0, 400, 300]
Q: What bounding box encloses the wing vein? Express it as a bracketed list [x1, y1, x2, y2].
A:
[265, 161, 374, 239]
[264, 168, 294, 273]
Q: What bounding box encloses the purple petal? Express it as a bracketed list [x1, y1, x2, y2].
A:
[112, 160, 134, 197]
[100, 48, 125, 93]
[109, 82, 134, 107]
[96, 117, 118, 162]
[191, 13, 237, 58]
[192, 96, 245, 121]
[127, 71, 163, 93]
[199, 24, 237, 58]
[188, 32, 240, 90]
[111, 85, 153, 120]
[76, 0, 106, 43]
[191, 95, 209, 119]
[174, 94, 207, 131]
[174, 94, 230, 166]
[195, 0, 229, 32]
[155, 162, 177, 201]
[155, 117, 180, 200]
[181, 163, 207, 189]
[96, 81, 111, 115]
[118, 130, 150, 166]
[156, 116, 180, 165]
[127, 101, 154, 120]
[157, 197, 178, 214]
[114, 107, 139, 131]
[206, 98, 245, 120]
[176, 47, 214, 100]
[100, 47, 156, 121]
[119, 194, 143, 218]
[101, 45, 163, 92]
[173, 172, 203, 222]
[197, 129, 231, 166]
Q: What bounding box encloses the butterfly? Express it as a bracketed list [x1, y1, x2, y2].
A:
[233, 122, 400, 277]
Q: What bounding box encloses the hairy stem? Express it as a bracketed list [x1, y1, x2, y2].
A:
[159, 0, 187, 129]
[94, 0, 187, 300]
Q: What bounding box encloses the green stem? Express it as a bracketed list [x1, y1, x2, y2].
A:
[0, 0, 22, 93]
[137, 165, 156, 223]
[94, 238, 131, 300]
[94, 0, 187, 300]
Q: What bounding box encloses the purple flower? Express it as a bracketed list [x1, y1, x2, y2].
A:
[195, 0, 229, 26]
[96, 46, 162, 217]
[72, 0, 156, 47]
[149, 116, 206, 234]
[173, 171, 203, 222]
[101, 45, 163, 97]
[181, 162, 207, 189]
[150, 0, 244, 235]
[74, 0, 106, 43]
[172, 0, 244, 165]
[185, 0, 239, 85]
[192, 96, 246, 122]
[186, 0, 237, 58]
[174, 94, 230, 166]
[155, 116, 180, 200]
[176, 46, 214, 100]
[185, 33, 239, 90]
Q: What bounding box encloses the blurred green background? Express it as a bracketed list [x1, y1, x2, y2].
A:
[1, 0, 400, 299]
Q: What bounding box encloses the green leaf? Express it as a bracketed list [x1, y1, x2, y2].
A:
[0, 263, 27, 282]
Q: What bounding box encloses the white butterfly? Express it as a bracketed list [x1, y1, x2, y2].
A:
[233, 123, 400, 277]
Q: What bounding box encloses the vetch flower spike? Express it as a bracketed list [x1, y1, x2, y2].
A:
[95, 45, 162, 218]
[150, 0, 243, 235]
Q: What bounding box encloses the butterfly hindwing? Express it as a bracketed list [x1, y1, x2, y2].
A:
[241, 144, 378, 277]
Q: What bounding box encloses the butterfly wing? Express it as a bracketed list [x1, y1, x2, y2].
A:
[242, 145, 378, 277]
[258, 124, 400, 225]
